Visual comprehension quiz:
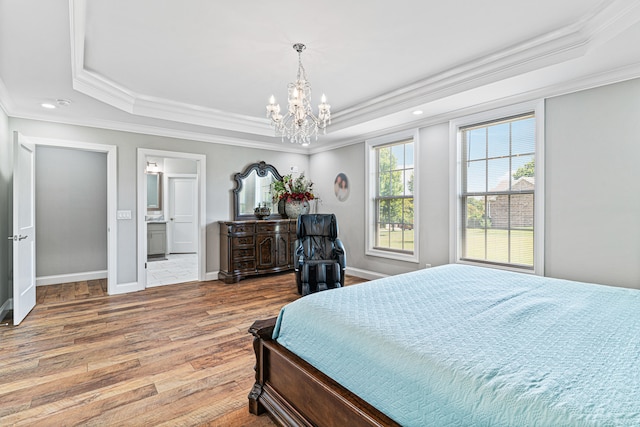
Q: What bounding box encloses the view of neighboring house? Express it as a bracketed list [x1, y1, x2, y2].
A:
[487, 176, 535, 229]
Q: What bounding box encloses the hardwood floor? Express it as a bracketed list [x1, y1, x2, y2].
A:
[36, 279, 109, 305]
[0, 274, 366, 426]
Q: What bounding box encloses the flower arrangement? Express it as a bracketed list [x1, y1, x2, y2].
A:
[272, 173, 315, 202]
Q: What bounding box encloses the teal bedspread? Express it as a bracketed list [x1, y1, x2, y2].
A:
[273, 264, 640, 426]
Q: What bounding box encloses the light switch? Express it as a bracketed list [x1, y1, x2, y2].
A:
[117, 210, 132, 220]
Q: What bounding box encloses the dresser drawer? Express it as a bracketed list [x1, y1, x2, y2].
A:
[232, 235, 255, 247]
[230, 223, 255, 234]
[233, 247, 255, 259]
[233, 259, 256, 272]
[256, 222, 287, 233]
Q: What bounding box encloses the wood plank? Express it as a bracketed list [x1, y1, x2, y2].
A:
[0, 273, 367, 425]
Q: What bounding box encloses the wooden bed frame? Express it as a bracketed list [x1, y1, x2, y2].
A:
[248, 318, 400, 427]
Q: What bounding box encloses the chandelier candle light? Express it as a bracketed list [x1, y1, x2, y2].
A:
[266, 43, 331, 145]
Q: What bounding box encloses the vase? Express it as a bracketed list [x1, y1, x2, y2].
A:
[277, 198, 287, 218]
[285, 200, 310, 219]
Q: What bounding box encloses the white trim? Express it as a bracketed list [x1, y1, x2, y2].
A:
[111, 281, 141, 295]
[205, 271, 219, 282]
[330, 0, 640, 132]
[365, 129, 419, 264]
[137, 149, 207, 290]
[23, 136, 119, 294]
[36, 270, 107, 286]
[69, 0, 272, 137]
[67, 0, 640, 144]
[5, 61, 640, 157]
[345, 267, 388, 281]
[449, 100, 545, 275]
[0, 76, 14, 114]
[534, 101, 546, 275]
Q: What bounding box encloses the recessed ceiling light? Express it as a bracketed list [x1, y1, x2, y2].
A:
[56, 99, 71, 107]
[412, 110, 424, 115]
[41, 102, 56, 109]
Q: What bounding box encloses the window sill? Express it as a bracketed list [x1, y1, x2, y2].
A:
[456, 259, 539, 275]
[366, 247, 419, 263]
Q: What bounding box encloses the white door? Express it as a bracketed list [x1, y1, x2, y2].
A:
[12, 133, 36, 325]
[168, 177, 197, 253]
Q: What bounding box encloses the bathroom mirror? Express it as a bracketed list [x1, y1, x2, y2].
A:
[233, 161, 283, 220]
[147, 172, 162, 211]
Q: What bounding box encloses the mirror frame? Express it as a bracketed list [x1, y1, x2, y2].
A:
[233, 161, 284, 220]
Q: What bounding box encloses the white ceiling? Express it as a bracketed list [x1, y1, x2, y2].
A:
[2, 0, 640, 153]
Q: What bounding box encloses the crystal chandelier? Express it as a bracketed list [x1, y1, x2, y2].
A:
[266, 43, 331, 145]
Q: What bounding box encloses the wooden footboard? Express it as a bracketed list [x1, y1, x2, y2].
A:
[248, 318, 400, 427]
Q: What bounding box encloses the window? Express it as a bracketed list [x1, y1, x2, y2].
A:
[451, 102, 544, 274]
[366, 130, 418, 263]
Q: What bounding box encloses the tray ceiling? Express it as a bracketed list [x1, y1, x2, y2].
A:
[2, 0, 640, 152]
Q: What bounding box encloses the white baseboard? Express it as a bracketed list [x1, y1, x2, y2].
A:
[204, 268, 385, 282]
[36, 270, 108, 286]
[111, 281, 141, 295]
[345, 267, 388, 281]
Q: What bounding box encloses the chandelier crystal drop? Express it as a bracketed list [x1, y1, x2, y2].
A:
[266, 43, 331, 145]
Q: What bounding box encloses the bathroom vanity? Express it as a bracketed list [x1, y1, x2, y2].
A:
[147, 221, 167, 258]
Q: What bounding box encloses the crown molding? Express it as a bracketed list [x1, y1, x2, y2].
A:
[0, 76, 14, 116]
[7, 108, 308, 154]
[68, 0, 640, 141]
[312, 60, 640, 154]
[9, 60, 639, 157]
[69, 0, 273, 137]
[330, 0, 640, 132]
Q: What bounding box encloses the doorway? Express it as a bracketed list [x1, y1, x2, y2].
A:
[137, 149, 206, 289]
[14, 135, 117, 322]
[147, 171, 198, 287]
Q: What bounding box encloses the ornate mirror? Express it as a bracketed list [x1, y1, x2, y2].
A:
[233, 161, 283, 220]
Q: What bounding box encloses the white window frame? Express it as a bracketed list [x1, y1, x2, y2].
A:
[449, 100, 545, 275]
[365, 129, 419, 263]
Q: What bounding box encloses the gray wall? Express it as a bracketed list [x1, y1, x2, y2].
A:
[164, 158, 198, 174]
[35, 146, 108, 277]
[545, 78, 640, 289]
[309, 124, 451, 277]
[0, 107, 10, 311]
[312, 78, 640, 289]
[8, 118, 309, 287]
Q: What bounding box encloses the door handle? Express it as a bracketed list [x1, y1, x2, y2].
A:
[7, 235, 27, 241]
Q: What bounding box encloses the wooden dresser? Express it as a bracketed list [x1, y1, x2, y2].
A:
[218, 219, 297, 284]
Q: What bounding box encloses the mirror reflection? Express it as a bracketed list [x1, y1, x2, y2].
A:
[238, 169, 276, 215]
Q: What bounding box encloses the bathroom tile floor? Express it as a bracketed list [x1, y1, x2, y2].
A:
[147, 253, 198, 287]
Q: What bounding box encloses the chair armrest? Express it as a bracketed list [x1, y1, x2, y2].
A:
[294, 239, 304, 270]
[334, 238, 346, 269]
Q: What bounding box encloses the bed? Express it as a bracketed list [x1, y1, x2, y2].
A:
[248, 264, 640, 426]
